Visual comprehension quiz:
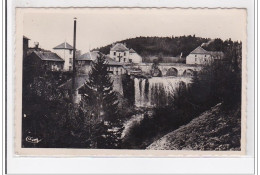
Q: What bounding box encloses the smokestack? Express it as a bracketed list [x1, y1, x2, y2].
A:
[73, 17, 77, 75]
[71, 17, 77, 103]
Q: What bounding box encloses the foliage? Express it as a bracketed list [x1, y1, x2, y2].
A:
[122, 40, 242, 149]
[81, 54, 119, 120]
[97, 35, 209, 58]
[80, 53, 122, 148]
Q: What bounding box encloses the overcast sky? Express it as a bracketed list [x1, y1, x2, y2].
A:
[23, 8, 246, 53]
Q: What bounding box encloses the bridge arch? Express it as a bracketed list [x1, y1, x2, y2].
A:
[183, 69, 194, 77]
[166, 67, 178, 76]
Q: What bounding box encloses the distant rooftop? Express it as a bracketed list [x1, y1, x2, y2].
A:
[190, 46, 209, 54]
[80, 52, 124, 66]
[59, 75, 88, 90]
[129, 48, 136, 53]
[23, 35, 30, 40]
[53, 42, 73, 50]
[104, 55, 124, 66]
[33, 51, 64, 62]
[111, 43, 129, 52]
[190, 46, 224, 57]
[77, 51, 99, 61]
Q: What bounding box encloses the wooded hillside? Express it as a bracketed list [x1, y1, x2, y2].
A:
[96, 36, 235, 57]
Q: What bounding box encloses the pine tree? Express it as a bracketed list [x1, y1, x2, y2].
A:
[81, 54, 119, 120]
[80, 53, 121, 148]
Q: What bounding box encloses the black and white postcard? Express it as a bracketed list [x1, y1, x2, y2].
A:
[15, 8, 247, 156]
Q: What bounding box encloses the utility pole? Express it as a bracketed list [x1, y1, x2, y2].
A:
[71, 17, 77, 103]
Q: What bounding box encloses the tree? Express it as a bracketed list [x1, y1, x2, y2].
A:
[81, 54, 119, 120]
[80, 53, 121, 148]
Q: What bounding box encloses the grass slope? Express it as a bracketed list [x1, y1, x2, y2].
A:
[147, 103, 241, 151]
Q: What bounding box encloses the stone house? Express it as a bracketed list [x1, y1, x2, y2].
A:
[186, 46, 224, 65]
[109, 43, 143, 64]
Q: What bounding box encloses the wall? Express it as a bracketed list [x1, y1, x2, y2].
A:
[23, 38, 29, 59]
[42, 60, 64, 71]
[110, 50, 130, 63]
[129, 53, 142, 63]
[76, 61, 92, 74]
[111, 75, 123, 95]
[27, 52, 64, 72]
[53, 49, 73, 71]
[186, 53, 213, 65]
[108, 66, 125, 75]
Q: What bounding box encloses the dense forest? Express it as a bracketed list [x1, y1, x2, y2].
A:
[96, 35, 237, 58]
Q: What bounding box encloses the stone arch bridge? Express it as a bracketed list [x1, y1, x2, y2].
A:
[134, 63, 202, 76]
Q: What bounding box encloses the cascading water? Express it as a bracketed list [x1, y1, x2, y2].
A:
[134, 77, 191, 107]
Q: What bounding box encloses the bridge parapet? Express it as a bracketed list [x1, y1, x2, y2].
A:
[134, 63, 202, 76]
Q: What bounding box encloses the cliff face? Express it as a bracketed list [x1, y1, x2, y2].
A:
[147, 103, 241, 151]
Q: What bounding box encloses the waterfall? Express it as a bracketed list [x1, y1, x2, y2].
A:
[134, 77, 191, 107]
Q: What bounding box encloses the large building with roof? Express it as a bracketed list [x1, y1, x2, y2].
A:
[25, 51, 65, 71]
[110, 43, 130, 63]
[129, 48, 142, 63]
[103, 55, 125, 75]
[23, 36, 30, 60]
[109, 43, 142, 63]
[186, 46, 224, 65]
[76, 51, 125, 75]
[76, 51, 99, 74]
[53, 41, 74, 71]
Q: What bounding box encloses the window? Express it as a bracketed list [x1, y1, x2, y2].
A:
[69, 58, 72, 63]
[114, 52, 116, 56]
[195, 55, 197, 57]
[124, 58, 126, 62]
[195, 58, 197, 62]
[205, 55, 207, 57]
[70, 50, 72, 54]
[124, 52, 126, 56]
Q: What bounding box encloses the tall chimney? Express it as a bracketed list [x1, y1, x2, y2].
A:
[73, 17, 77, 75]
[71, 17, 77, 103]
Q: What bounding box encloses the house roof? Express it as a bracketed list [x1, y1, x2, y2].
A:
[59, 75, 88, 90]
[189, 46, 224, 58]
[77, 51, 99, 61]
[53, 42, 73, 50]
[91, 53, 123, 66]
[104, 56, 123, 66]
[33, 51, 64, 62]
[23, 35, 30, 40]
[190, 46, 209, 54]
[129, 48, 136, 53]
[110, 43, 129, 52]
[77, 51, 123, 66]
